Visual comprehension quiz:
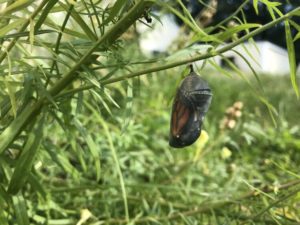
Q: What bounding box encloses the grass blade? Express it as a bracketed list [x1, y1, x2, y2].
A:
[0, 185, 9, 225]
[7, 114, 45, 194]
[34, 0, 59, 32]
[0, 0, 34, 16]
[285, 20, 299, 98]
[12, 194, 30, 225]
[73, 118, 101, 181]
[0, 19, 25, 36]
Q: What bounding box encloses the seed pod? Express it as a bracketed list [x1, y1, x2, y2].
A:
[169, 65, 212, 148]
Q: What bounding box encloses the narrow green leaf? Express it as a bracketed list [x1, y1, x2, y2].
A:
[215, 23, 261, 42]
[284, 20, 299, 98]
[240, 41, 260, 67]
[231, 49, 263, 90]
[122, 80, 133, 133]
[33, 70, 59, 109]
[0, 185, 10, 204]
[258, 96, 278, 127]
[12, 194, 30, 225]
[208, 59, 233, 78]
[7, 115, 45, 194]
[90, 89, 112, 115]
[161, 2, 210, 39]
[29, 18, 34, 48]
[0, 184, 9, 225]
[289, 20, 300, 34]
[103, 88, 120, 109]
[59, 1, 97, 41]
[289, 9, 300, 17]
[44, 18, 89, 40]
[294, 32, 300, 42]
[0, 19, 25, 36]
[219, 54, 249, 81]
[103, 0, 126, 25]
[0, 197, 9, 225]
[0, 30, 55, 41]
[34, 0, 59, 32]
[73, 119, 101, 181]
[264, 1, 282, 20]
[3, 51, 17, 118]
[43, 142, 81, 180]
[27, 174, 47, 199]
[0, 0, 34, 16]
[253, 0, 259, 15]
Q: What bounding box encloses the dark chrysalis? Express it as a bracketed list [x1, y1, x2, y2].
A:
[169, 65, 212, 148]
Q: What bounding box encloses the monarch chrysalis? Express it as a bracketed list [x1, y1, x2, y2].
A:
[169, 65, 212, 148]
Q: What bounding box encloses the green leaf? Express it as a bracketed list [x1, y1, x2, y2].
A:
[44, 18, 89, 40]
[216, 23, 261, 42]
[121, 80, 133, 133]
[284, 20, 299, 98]
[0, 19, 25, 37]
[258, 96, 278, 127]
[43, 141, 81, 180]
[90, 89, 112, 115]
[4, 77, 17, 118]
[231, 48, 263, 91]
[199, 23, 261, 43]
[294, 32, 300, 42]
[27, 174, 47, 199]
[59, 1, 97, 41]
[0, 185, 9, 225]
[12, 194, 30, 225]
[7, 115, 45, 194]
[289, 9, 300, 17]
[0, 185, 9, 204]
[253, 0, 259, 15]
[73, 119, 101, 181]
[34, 0, 59, 32]
[208, 59, 233, 78]
[0, 30, 55, 41]
[289, 20, 300, 41]
[263, 0, 282, 19]
[0, 0, 34, 16]
[103, 0, 126, 26]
